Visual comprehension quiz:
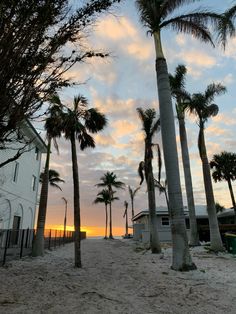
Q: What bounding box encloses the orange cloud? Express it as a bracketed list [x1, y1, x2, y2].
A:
[112, 120, 138, 138]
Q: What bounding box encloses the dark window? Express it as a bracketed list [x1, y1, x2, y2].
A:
[161, 217, 170, 226]
[13, 162, 19, 182]
[32, 175, 36, 191]
[35, 147, 39, 160]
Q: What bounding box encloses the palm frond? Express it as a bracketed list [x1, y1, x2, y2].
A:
[73, 94, 88, 112]
[84, 108, 107, 133]
[138, 161, 145, 185]
[216, 5, 236, 49]
[161, 0, 198, 21]
[77, 131, 95, 150]
[162, 15, 214, 46]
[204, 83, 226, 103]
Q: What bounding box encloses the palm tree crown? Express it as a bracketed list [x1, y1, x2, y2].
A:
[97, 171, 125, 191]
[210, 151, 236, 183]
[40, 169, 65, 191]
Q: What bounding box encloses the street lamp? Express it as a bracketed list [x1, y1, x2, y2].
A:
[62, 197, 67, 241]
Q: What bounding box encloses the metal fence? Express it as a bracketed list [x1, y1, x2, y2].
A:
[0, 228, 77, 266]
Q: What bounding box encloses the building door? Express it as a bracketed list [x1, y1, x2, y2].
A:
[11, 215, 21, 245]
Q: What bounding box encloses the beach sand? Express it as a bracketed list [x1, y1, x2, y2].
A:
[0, 239, 236, 313]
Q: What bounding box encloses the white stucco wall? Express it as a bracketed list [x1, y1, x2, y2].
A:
[0, 124, 45, 229]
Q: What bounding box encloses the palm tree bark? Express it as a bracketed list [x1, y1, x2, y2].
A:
[105, 204, 108, 239]
[227, 179, 236, 224]
[178, 116, 199, 246]
[154, 32, 195, 270]
[109, 192, 113, 239]
[71, 133, 81, 267]
[32, 137, 51, 257]
[145, 139, 161, 253]
[198, 126, 223, 251]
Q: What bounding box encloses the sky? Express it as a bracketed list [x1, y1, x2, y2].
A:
[35, 0, 236, 237]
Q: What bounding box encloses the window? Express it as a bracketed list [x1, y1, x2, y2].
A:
[35, 147, 39, 160]
[13, 162, 19, 182]
[161, 217, 170, 226]
[31, 175, 36, 191]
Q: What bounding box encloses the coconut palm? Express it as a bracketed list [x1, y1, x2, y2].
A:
[169, 64, 199, 246]
[93, 189, 119, 239]
[32, 96, 63, 257]
[128, 186, 140, 220]
[137, 107, 161, 254]
[61, 94, 107, 267]
[187, 83, 226, 251]
[135, 0, 222, 269]
[210, 151, 236, 222]
[96, 171, 125, 239]
[40, 169, 65, 191]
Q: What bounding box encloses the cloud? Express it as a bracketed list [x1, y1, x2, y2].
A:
[112, 120, 138, 138]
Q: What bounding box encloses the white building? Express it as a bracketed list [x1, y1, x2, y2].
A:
[0, 120, 47, 230]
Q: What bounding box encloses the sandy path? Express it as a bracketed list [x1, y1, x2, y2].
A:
[0, 239, 236, 313]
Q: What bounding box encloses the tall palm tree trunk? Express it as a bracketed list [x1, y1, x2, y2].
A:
[147, 168, 162, 253]
[32, 137, 51, 257]
[125, 210, 128, 236]
[227, 179, 236, 224]
[145, 138, 161, 253]
[179, 117, 199, 246]
[109, 193, 113, 239]
[154, 32, 195, 270]
[71, 133, 81, 267]
[199, 127, 223, 251]
[105, 204, 108, 239]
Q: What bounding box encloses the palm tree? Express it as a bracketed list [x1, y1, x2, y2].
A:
[40, 169, 65, 191]
[96, 171, 125, 239]
[123, 200, 129, 237]
[62, 94, 107, 267]
[210, 151, 236, 223]
[137, 107, 161, 254]
[32, 96, 63, 257]
[187, 83, 226, 251]
[128, 186, 140, 220]
[135, 0, 222, 269]
[169, 64, 199, 246]
[93, 189, 119, 239]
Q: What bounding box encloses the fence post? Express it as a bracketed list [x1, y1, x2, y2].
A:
[48, 229, 51, 250]
[54, 230, 57, 248]
[20, 230, 25, 258]
[2, 230, 10, 266]
[25, 228, 29, 248]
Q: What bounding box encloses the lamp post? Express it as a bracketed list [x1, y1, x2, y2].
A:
[62, 197, 67, 242]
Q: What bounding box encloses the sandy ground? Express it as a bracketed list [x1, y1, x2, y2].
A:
[0, 239, 236, 314]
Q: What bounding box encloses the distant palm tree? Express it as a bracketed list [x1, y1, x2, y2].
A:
[61, 94, 107, 267]
[210, 151, 236, 222]
[96, 171, 125, 239]
[128, 186, 140, 220]
[40, 169, 64, 191]
[137, 107, 161, 254]
[187, 83, 226, 251]
[93, 189, 119, 239]
[215, 202, 225, 214]
[169, 64, 199, 246]
[123, 200, 129, 237]
[33, 96, 63, 257]
[135, 0, 222, 269]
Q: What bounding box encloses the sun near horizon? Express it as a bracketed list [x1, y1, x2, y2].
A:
[45, 224, 126, 237]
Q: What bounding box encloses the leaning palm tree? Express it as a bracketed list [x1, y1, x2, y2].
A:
[187, 83, 226, 251]
[62, 94, 107, 267]
[137, 107, 161, 254]
[135, 0, 222, 269]
[93, 189, 119, 239]
[96, 171, 125, 239]
[210, 151, 236, 223]
[169, 64, 199, 246]
[40, 169, 65, 191]
[128, 186, 140, 220]
[32, 96, 63, 257]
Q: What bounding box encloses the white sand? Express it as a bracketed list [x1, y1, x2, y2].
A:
[0, 239, 236, 314]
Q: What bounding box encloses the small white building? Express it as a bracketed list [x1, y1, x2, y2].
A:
[0, 120, 47, 230]
[132, 205, 209, 243]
